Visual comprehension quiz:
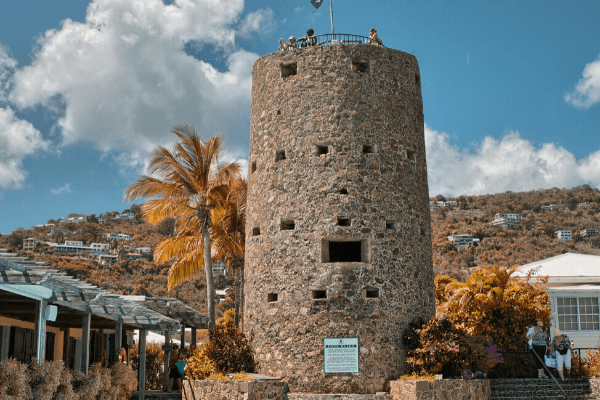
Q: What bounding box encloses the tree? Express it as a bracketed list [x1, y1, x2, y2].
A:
[124, 124, 240, 328]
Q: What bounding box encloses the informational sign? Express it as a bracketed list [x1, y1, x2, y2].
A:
[323, 337, 359, 373]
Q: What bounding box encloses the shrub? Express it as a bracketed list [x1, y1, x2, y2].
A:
[51, 367, 76, 400]
[130, 341, 164, 390]
[108, 362, 138, 400]
[186, 344, 215, 380]
[28, 359, 63, 400]
[205, 321, 255, 374]
[0, 358, 31, 399]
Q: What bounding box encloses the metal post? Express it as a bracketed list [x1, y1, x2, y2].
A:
[114, 322, 122, 366]
[190, 328, 197, 349]
[62, 328, 71, 368]
[330, 0, 334, 38]
[81, 314, 91, 374]
[138, 329, 147, 400]
[163, 331, 171, 392]
[180, 324, 185, 350]
[33, 300, 47, 363]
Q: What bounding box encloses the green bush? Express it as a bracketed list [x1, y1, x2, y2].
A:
[205, 321, 255, 374]
[185, 344, 215, 380]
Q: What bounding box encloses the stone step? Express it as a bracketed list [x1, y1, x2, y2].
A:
[287, 394, 392, 400]
[491, 396, 597, 400]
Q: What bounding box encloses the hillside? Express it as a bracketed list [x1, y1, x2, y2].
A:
[2, 185, 600, 310]
[0, 207, 234, 318]
[432, 185, 600, 280]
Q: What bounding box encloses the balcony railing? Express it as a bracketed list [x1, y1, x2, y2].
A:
[289, 33, 379, 49]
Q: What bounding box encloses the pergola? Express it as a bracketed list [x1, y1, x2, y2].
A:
[0, 255, 190, 399]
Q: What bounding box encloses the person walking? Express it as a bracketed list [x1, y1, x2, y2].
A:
[552, 328, 573, 381]
[526, 320, 549, 379]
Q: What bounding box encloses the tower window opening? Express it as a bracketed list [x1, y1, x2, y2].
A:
[407, 150, 416, 161]
[316, 145, 329, 156]
[322, 239, 366, 263]
[336, 218, 351, 227]
[352, 57, 369, 73]
[276, 110, 281, 116]
[415, 73, 421, 85]
[275, 150, 286, 162]
[281, 63, 297, 78]
[252, 227, 261, 236]
[268, 293, 278, 303]
[281, 220, 295, 231]
[362, 145, 375, 154]
[312, 290, 327, 299]
[251, 161, 257, 173]
[386, 221, 396, 230]
[365, 289, 380, 298]
[339, 188, 348, 195]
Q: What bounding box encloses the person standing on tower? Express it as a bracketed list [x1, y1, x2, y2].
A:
[367, 28, 383, 46]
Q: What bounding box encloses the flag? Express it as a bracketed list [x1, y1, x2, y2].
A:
[311, 0, 323, 9]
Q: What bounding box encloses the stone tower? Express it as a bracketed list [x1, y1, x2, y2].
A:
[244, 43, 434, 394]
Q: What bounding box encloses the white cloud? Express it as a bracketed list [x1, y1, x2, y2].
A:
[0, 43, 17, 103]
[0, 107, 50, 189]
[425, 124, 600, 196]
[238, 8, 275, 38]
[565, 54, 600, 108]
[9, 0, 262, 170]
[50, 183, 73, 195]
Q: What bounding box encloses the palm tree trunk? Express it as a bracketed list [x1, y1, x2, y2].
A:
[203, 226, 215, 329]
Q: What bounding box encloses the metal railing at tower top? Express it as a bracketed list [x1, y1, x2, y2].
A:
[291, 33, 383, 48]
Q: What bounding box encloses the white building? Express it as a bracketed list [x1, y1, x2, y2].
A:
[514, 253, 600, 350]
[52, 241, 110, 255]
[106, 233, 131, 241]
[448, 234, 480, 250]
[580, 229, 599, 239]
[115, 212, 135, 220]
[491, 213, 522, 229]
[555, 230, 572, 240]
[135, 247, 152, 254]
[50, 228, 71, 236]
[90, 243, 110, 253]
[579, 203, 590, 210]
[216, 289, 228, 303]
[98, 254, 118, 266]
[542, 204, 565, 212]
[22, 238, 39, 252]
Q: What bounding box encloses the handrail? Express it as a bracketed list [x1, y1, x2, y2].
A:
[285, 33, 382, 49]
[529, 345, 568, 399]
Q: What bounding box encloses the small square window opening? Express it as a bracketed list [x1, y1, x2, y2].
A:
[407, 150, 416, 161]
[281, 63, 298, 78]
[337, 218, 351, 227]
[251, 162, 257, 174]
[312, 290, 327, 299]
[252, 227, 261, 236]
[316, 145, 329, 156]
[339, 188, 348, 195]
[362, 145, 375, 154]
[275, 150, 286, 162]
[352, 57, 369, 73]
[365, 289, 379, 298]
[268, 293, 278, 303]
[281, 220, 295, 231]
[386, 221, 396, 230]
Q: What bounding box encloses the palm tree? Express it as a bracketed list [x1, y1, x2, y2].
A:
[124, 124, 240, 328]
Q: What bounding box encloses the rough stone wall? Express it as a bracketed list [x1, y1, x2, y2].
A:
[245, 44, 435, 393]
[183, 380, 289, 400]
[389, 380, 491, 400]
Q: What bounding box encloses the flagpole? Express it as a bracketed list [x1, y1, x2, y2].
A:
[330, 0, 334, 38]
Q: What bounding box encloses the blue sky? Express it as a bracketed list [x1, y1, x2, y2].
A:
[1, 0, 600, 234]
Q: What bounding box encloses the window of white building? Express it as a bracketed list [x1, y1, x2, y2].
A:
[557, 297, 600, 331]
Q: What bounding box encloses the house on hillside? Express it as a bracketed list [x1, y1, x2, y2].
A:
[114, 212, 135, 220]
[50, 228, 71, 236]
[555, 230, 572, 240]
[22, 238, 39, 252]
[106, 233, 131, 241]
[580, 229, 599, 239]
[514, 253, 600, 350]
[490, 213, 522, 229]
[542, 204, 565, 212]
[579, 203, 590, 210]
[448, 234, 480, 250]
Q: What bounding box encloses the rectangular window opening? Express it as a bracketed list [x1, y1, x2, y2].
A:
[251, 162, 257, 174]
[362, 145, 375, 154]
[268, 293, 278, 303]
[281, 220, 295, 231]
[275, 150, 286, 162]
[386, 221, 396, 230]
[407, 150, 416, 161]
[323, 239, 365, 263]
[339, 188, 348, 195]
[352, 57, 369, 73]
[316, 145, 329, 156]
[281, 63, 297, 78]
[276, 110, 281, 116]
[252, 227, 261, 236]
[337, 218, 351, 227]
[365, 289, 379, 298]
[312, 290, 327, 299]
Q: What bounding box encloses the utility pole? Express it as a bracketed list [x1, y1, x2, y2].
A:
[330, 0, 334, 37]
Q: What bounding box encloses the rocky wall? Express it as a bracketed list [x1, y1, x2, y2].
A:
[182, 380, 289, 400]
[245, 44, 434, 393]
[389, 379, 491, 400]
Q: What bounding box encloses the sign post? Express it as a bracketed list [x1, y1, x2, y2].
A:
[323, 337, 359, 373]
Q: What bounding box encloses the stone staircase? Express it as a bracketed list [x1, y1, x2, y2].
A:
[491, 378, 598, 399]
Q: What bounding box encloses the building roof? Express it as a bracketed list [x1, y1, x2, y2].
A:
[121, 295, 209, 329]
[545, 285, 600, 293]
[513, 253, 600, 283]
[0, 254, 181, 331]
